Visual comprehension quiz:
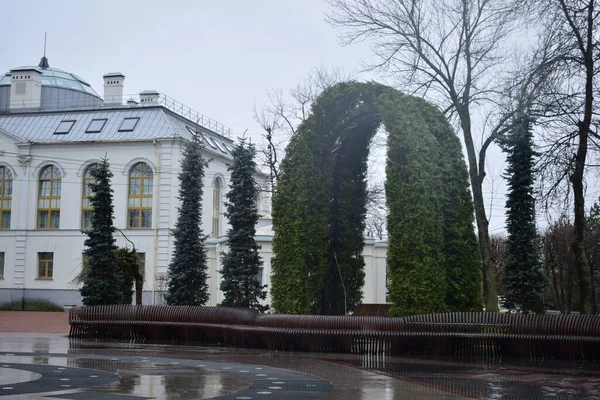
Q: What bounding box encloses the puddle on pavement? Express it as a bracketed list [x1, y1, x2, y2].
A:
[326, 355, 600, 399]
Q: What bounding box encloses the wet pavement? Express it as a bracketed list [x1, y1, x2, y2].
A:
[0, 335, 599, 399]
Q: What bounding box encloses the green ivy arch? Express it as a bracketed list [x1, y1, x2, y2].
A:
[271, 82, 482, 316]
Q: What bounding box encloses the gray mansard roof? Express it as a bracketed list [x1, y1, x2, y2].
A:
[0, 106, 234, 157]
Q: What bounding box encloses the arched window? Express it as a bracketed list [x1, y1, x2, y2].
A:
[0, 166, 12, 229]
[212, 178, 221, 237]
[38, 165, 61, 229]
[128, 162, 153, 229]
[81, 164, 98, 229]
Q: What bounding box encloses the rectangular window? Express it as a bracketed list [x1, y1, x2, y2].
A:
[54, 120, 76, 134]
[118, 117, 140, 132]
[141, 210, 152, 228]
[0, 252, 4, 278]
[82, 210, 93, 229]
[50, 211, 60, 228]
[37, 210, 61, 229]
[127, 204, 152, 229]
[38, 252, 53, 279]
[86, 118, 107, 133]
[1, 210, 9, 229]
[128, 209, 139, 228]
[212, 218, 219, 238]
[1, 170, 12, 229]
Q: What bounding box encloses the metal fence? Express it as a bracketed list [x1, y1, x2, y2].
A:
[69, 305, 600, 360]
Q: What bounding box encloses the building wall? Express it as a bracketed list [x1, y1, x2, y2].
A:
[0, 133, 389, 310]
[0, 135, 234, 308]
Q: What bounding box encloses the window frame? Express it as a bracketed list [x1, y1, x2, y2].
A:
[212, 178, 221, 237]
[127, 162, 153, 229]
[118, 117, 140, 132]
[37, 165, 61, 230]
[86, 118, 108, 133]
[0, 166, 12, 229]
[37, 252, 53, 280]
[54, 120, 76, 134]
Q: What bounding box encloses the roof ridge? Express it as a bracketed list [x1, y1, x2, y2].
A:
[158, 107, 180, 140]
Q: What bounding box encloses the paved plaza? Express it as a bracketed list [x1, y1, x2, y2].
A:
[1, 312, 600, 399]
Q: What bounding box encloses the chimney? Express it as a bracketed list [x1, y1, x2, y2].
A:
[139, 90, 159, 105]
[9, 67, 42, 110]
[103, 72, 125, 105]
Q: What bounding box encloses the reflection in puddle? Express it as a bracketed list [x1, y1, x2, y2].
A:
[331, 355, 600, 400]
[65, 358, 248, 399]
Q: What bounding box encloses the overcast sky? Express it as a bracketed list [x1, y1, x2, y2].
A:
[1, 0, 517, 234]
[1, 0, 372, 134]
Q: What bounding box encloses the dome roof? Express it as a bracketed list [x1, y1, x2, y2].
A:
[0, 58, 100, 98]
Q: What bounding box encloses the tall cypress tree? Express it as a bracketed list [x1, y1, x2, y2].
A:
[220, 139, 267, 310]
[502, 110, 547, 313]
[80, 158, 123, 306]
[165, 136, 209, 306]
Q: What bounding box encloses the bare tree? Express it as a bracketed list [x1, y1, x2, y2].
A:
[365, 179, 387, 239]
[490, 234, 508, 296]
[528, 0, 600, 314]
[254, 65, 391, 235]
[541, 217, 577, 313]
[253, 66, 353, 195]
[327, 0, 525, 310]
[253, 105, 282, 200]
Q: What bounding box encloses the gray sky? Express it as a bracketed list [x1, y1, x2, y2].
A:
[1, 0, 370, 136]
[1, 0, 515, 234]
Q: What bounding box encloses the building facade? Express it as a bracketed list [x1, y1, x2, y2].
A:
[0, 57, 388, 310]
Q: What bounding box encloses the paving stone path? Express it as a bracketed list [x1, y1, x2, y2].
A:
[0, 312, 69, 334]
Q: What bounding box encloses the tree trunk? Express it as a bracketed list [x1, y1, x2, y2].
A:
[135, 277, 143, 305]
[590, 258, 596, 314]
[567, 259, 574, 313]
[458, 108, 498, 311]
[572, 170, 591, 313]
[570, 1, 594, 314]
[550, 263, 562, 312]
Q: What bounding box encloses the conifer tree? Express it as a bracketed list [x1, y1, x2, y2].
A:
[220, 139, 267, 310]
[80, 158, 123, 306]
[502, 110, 546, 313]
[165, 136, 210, 305]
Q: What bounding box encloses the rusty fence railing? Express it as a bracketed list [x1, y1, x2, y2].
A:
[69, 306, 600, 360]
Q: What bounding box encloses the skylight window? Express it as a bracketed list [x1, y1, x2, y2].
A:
[186, 126, 204, 143]
[118, 117, 140, 132]
[54, 120, 76, 134]
[86, 119, 107, 133]
[215, 141, 228, 153]
[223, 143, 234, 152]
[205, 135, 218, 150]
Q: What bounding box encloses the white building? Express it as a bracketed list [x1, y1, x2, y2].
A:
[0, 57, 388, 310]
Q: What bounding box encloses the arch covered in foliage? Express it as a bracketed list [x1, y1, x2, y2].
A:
[271, 82, 482, 316]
